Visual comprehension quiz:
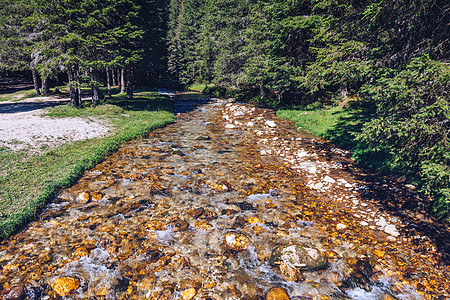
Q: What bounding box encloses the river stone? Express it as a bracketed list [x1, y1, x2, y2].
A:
[172, 220, 189, 232]
[5, 284, 25, 300]
[384, 224, 400, 237]
[279, 261, 304, 282]
[76, 192, 90, 203]
[50, 277, 80, 296]
[181, 288, 196, 300]
[224, 232, 251, 251]
[270, 245, 328, 271]
[265, 120, 277, 128]
[91, 192, 103, 202]
[188, 207, 204, 218]
[266, 287, 290, 300]
[194, 221, 213, 231]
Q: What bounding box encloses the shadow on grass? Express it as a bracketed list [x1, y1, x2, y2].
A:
[105, 92, 174, 113]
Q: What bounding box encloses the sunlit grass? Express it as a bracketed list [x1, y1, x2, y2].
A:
[0, 89, 38, 102]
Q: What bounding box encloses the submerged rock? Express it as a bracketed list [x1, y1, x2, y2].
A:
[50, 277, 80, 297]
[279, 261, 305, 282]
[266, 287, 290, 300]
[270, 245, 328, 271]
[4, 284, 25, 300]
[76, 192, 90, 203]
[224, 232, 251, 251]
[181, 288, 196, 300]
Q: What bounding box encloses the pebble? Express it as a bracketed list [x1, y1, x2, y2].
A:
[265, 120, 277, 128]
[76, 192, 90, 203]
[323, 175, 336, 184]
[5, 285, 25, 300]
[384, 224, 400, 237]
[181, 288, 196, 300]
[50, 277, 80, 297]
[224, 232, 251, 251]
[376, 217, 387, 229]
[266, 287, 290, 300]
[336, 223, 347, 230]
[360, 221, 369, 226]
[225, 124, 235, 129]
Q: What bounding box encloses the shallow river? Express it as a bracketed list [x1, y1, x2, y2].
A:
[0, 93, 448, 299]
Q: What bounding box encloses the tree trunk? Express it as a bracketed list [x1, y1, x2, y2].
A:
[259, 83, 266, 99]
[41, 77, 50, 96]
[126, 66, 133, 99]
[32, 69, 41, 95]
[90, 67, 100, 106]
[340, 84, 348, 99]
[106, 67, 112, 97]
[76, 68, 82, 104]
[112, 67, 118, 86]
[67, 67, 80, 107]
[120, 68, 126, 94]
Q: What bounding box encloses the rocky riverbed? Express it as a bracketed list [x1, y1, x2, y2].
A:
[0, 97, 448, 299]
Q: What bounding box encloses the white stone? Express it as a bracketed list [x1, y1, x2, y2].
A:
[323, 176, 336, 184]
[360, 221, 369, 226]
[223, 114, 229, 120]
[313, 182, 324, 190]
[352, 199, 359, 205]
[345, 183, 353, 188]
[384, 224, 400, 237]
[260, 150, 267, 155]
[265, 120, 277, 128]
[225, 124, 235, 129]
[307, 166, 317, 174]
[336, 223, 347, 230]
[296, 149, 309, 158]
[375, 217, 387, 229]
[247, 122, 254, 127]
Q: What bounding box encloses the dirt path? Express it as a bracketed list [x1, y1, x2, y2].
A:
[0, 96, 111, 153]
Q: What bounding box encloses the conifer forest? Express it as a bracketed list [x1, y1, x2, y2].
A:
[1, 0, 447, 219]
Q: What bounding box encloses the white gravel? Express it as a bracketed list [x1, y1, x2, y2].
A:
[0, 97, 111, 153]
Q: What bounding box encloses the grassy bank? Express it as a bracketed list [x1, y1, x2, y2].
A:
[277, 99, 375, 151]
[0, 91, 174, 240]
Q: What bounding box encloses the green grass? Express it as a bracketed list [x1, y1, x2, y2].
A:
[187, 83, 213, 92]
[277, 98, 376, 150]
[0, 89, 39, 102]
[0, 91, 174, 240]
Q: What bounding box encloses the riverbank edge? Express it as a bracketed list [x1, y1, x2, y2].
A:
[0, 93, 174, 241]
[189, 83, 448, 222]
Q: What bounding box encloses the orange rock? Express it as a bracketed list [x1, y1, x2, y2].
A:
[73, 247, 89, 258]
[224, 232, 251, 251]
[173, 220, 189, 232]
[76, 192, 90, 203]
[91, 192, 103, 201]
[51, 277, 80, 296]
[279, 262, 304, 282]
[373, 249, 385, 258]
[248, 217, 262, 224]
[194, 221, 213, 231]
[181, 288, 196, 300]
[266, 287, 290, 300]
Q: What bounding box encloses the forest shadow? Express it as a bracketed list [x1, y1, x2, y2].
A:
[0, 100, 69, 114]
[105, 92, 174, 113]
[322, 100, 450, 264]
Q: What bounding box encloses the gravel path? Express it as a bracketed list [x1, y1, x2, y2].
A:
[0, 96, 111, 153]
